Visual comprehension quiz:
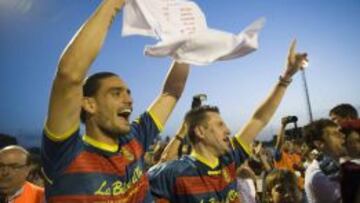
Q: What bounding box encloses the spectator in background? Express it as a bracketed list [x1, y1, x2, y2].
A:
[329, 103, 360, 155]
[329, 103, 358, 125]
[236, 162, 258, 203]
[303, 119, 346, 203]
[340, 129, 360, 203]
[27, 153, 45, 188]
[329, 103, 360, 202]
[0, 146, 44, 203]
[329, 103, 360, 134]
[262, 169, 302, 203]
[273, 117, 304, 190]
[247, 143, 274, 201]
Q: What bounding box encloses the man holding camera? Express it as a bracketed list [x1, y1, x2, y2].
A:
[274, 116, 305, 189]
[148, 40, 308, 203]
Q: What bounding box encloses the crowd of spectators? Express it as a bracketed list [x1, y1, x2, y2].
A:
[1, 102, 359, 202]
[1, 0, 359, 202]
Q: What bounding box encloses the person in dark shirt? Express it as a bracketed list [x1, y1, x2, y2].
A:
[41, 0, 190, 202]
[149, 40, 308, 203]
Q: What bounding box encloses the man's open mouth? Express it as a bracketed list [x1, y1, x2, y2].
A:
[117, 109, 132, 121]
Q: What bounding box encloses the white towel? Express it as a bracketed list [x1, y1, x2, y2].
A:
[122, 0, 265, 65]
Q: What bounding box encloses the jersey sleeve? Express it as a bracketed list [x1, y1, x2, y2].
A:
[130, 111, 162, 152]
[229, 136, 251, 168]
[41, 126, 82, 182]
[148, 162, 176, 201]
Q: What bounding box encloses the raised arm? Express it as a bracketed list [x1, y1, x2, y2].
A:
[236, 40, 308, 148]
[275, 119, 289, 151]
[159, 121, 188, 163]
[258, 147, 273, 172]
[148, 61, 190, 128]
[46, 0, 125, 137]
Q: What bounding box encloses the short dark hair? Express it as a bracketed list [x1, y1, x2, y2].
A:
[263, 169, 300, 203]
[330, 103, 358, 119]
[80, 72, 118, 123]
[303, 119, 337, 149]
[184, 105, 220, 144]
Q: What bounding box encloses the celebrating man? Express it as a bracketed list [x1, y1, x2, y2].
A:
[149, 40, 308, 202]
[41, 0, 189, 202]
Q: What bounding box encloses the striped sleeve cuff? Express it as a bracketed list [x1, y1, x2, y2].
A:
[234, 135, 252, 156]
[44, 123, 79, 142]
[147, 110, 164, 132]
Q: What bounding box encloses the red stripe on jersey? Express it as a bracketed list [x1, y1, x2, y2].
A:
[64, 140, 144, 175]
[155, 198, 171, 203]
[174, 163, 237, 195]
[125, 139, 144, 159]
[64, 151, 128, 175]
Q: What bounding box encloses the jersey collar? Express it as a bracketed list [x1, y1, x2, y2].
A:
[190, 150, 219, 169]
[82, 134, 119, 153]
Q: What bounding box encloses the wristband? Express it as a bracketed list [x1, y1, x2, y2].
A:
[279, 76, 292, 87]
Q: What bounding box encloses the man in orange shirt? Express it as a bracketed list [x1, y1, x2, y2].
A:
[0, 146, 44, 203]
[274, 118, 304, 189]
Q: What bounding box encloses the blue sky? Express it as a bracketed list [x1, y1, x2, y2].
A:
[0, 0, 359, 146]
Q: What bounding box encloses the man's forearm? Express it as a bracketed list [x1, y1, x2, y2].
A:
[159, 137, 182, 163]
[147, 62, 190, 128]
[275, 124, 286, 150]
[57, 0, 125, 82]
[235, 79, 290, 147]
[159, 121, 187, 163]
[252, 82, 288, 126]
[161, 61, 190, 99]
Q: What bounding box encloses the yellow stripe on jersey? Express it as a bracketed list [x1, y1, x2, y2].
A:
[190, 151, 219, 169]
[82, 134, 118, 153]
[234, 135, 252, 156]
[44, 122, 79, 142]
[147, 109, 164, 132]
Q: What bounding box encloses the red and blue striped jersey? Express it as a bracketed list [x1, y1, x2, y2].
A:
[148, 137, 250, 203]
[41, 112, 161, 203]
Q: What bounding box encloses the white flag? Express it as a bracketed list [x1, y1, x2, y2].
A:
[122, 0, 265, 65]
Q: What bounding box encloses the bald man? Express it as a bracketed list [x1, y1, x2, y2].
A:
[0, 146, 44, 203]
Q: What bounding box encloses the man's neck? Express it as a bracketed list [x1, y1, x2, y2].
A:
[85, 124, 118, 146]
[84, 125, 119, 152]
[192, 145, 219, 169]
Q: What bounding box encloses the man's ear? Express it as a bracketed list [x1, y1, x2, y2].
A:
[194, 125, 206, 140]
[82, 97, 97, 115]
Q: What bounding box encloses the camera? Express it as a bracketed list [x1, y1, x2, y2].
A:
[191, 94, 207, 109]
[282, 116, 298, 124]
[282, 116, 302, 139]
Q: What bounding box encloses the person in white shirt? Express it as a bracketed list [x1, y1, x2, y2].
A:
[303, 119, 346, 203]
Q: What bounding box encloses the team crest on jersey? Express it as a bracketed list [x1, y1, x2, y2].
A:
[222, 168, 231, 183]
[121, 147, 134, 161]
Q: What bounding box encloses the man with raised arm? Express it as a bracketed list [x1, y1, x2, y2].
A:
[41, 0, 189, 202]
[148, 40, 308, 203]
